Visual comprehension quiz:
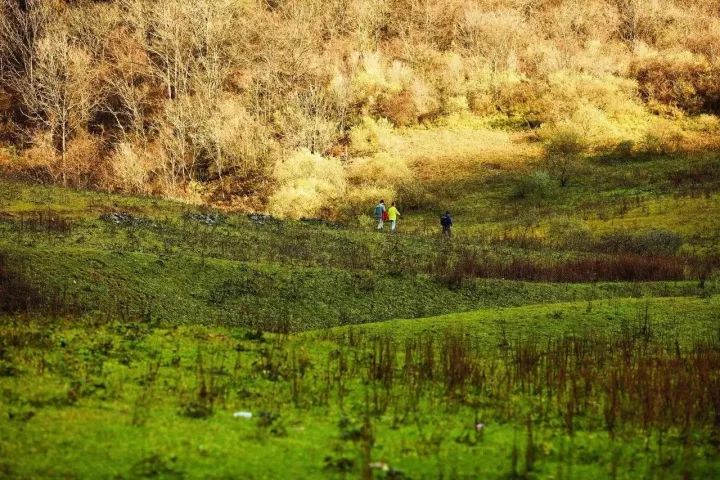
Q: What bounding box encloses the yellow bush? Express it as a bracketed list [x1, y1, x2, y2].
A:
[353, 52, 391, 101]
[109, 142, 155, 194]
[457, 7, 528, 71]
[467, 70, 542, 120]
[642, 120, 687, 155]
[410, 78, 441, 120]
[207, 97, 277, 177]
[268, 149, 346, 219]
[65, 133, 105, 188]
[540, 124, 588, 187]
[437, 53, 468, 98]
[20, 131, 105, 187]
[175, 180, 206, 205]
[386, 60, 414, 92]
[348, 116, 394, 156]
[0, 148, 12, 170]
[445, 95, 470, 115]
[19, 132, 57, 178]
[685, 17, 720, 62]
[541, 70, 643, 124]
[684, 114, 720, 133]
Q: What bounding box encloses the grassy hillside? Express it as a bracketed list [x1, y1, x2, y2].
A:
[2, 177, 718, 331]
[1, 176, 719, 478]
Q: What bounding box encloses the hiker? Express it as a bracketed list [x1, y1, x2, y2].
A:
[374, 199, 386, 230]
[387, 202, 401, 233]
[440, 211, 453, 238]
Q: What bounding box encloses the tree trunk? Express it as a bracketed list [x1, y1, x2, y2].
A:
[61, 122, 67, 186]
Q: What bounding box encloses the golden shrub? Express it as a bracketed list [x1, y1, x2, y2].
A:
[19, 132, 58, 180]
[684, 114, 720, 134]
[541, 70, 642, 124]
[541, 124, 588, 187]
[445, 95, 470, 115]
[457, 7, 528, 71]
[348, 116, 394, 156]
[353, 52, 391, 101]
[175, 179, 206, 205]
[0, 148, 13, 171]
[410, 78, 441, 120]
[437, 53, 468, 98]
[109, 142, 155, 194]
[268, 149, 346, 219]
[642, 120, 687, 155]
[207, 97, 277, 178]
[64, 133, 105, 188]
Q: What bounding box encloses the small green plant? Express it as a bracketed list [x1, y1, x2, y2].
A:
[511, 170, 556, 201]
[543, 126, 587, 187]
[129, 454, 183, 479]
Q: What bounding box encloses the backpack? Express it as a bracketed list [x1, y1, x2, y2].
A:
[382, 210, 389, 222]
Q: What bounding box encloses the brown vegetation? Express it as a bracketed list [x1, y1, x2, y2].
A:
[432, 249, 686, 286]
[0, 253, 40, 313]
[1, 1, 720, 214]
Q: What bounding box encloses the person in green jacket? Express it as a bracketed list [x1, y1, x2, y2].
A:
[387, 203, 400, 233]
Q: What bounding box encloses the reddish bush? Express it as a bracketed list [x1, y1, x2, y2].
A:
[432, 249, 686, 285]
[631, 54, 720, 114]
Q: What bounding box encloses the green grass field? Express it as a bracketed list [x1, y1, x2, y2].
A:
[2, 297, 719, 479]
[1, 150, 719, 479]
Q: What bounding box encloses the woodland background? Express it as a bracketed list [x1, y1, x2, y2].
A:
[1, 0, 720, 218]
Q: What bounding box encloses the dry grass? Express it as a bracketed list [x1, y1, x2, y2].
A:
[379, 122, 541, 182]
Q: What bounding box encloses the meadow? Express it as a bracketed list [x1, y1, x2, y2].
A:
[2, 298, 719, 479]
[1, 142, 720, 478]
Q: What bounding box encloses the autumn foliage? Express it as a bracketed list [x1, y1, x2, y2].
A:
[1, 0, 719, 215]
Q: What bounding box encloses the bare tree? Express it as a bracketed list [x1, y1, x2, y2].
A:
[614, 0, 647, 46]
[102, 30, 155, 140]
[121, 0, 245, 190]
[278, 86, 339, 155]
[456, 6, 528, 72]
[543, 126, 587, 187]
[0, 0, 51, 84]
[14, 27, 98, 185]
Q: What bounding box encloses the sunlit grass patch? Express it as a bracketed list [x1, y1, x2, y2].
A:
[588, 193, 720, 239]
[380, 124, 541, 183]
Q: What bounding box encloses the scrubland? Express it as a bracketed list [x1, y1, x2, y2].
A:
[2, 0, 720, 219]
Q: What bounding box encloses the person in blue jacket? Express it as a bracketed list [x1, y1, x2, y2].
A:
[440, 211, 453, 238]
[374, 200, 386, 230]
